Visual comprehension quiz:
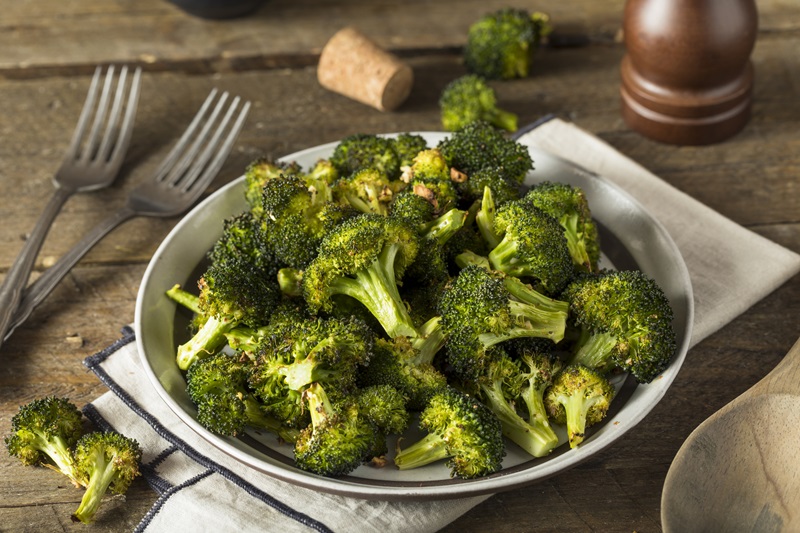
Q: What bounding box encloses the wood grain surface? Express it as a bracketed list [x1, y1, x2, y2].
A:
[1, 1, 798, 531]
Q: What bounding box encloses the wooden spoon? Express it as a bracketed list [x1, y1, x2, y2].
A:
[661, 337, 800, 532]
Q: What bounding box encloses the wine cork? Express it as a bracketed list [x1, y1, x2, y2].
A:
[317, 27, 414, 112]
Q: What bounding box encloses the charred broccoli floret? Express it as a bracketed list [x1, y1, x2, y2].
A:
[439, 75, 518, 132]
[464, 8, 552, 80]
[561, 269, 677, 383]
[438, 265, 568, 381]
[302, 214, 420, 339]
[392, 133, 429, 168]
[334, 167, 399, 216]
[522, 181, 601, 272]
[5, 396, 84, 486]
[437, 120, 533, 186]
[330, 133, 403, 179]
[293, 382, 379, 476]
[186, 352, 299, 441]
[244, 157, 301, 213]
[544, 364, 615, 448]
[487, 199, 575, 295]
[394, 386, 505, 479]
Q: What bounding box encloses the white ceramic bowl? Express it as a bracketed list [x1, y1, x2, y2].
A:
[135, 133, 694, 500]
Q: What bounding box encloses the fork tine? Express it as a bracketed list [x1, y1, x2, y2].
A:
[180, 99, 251, 194]
[79, 65, 116, 162]
[65, 66, 103, 158]
[151, 88, 220, 183]
[163, 91, 231, 187]
[105, 67, 142, 166]
[95, 66, 140, 164]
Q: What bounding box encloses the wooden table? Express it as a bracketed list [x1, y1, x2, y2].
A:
[1, 1, 797, 531]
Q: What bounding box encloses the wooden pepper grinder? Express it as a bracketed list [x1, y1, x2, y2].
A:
[620, 0, 758, 145]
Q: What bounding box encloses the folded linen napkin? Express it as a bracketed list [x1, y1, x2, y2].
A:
[83, 117, 800, 532]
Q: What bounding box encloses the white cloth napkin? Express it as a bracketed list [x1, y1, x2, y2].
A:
[84, 117, 800, 532]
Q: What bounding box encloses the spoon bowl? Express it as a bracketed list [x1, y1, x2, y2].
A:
[662, 337, 800, 532]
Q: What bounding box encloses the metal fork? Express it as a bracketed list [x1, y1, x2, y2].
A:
[4, 89, 251, 341]
[0, 65, 141, 348]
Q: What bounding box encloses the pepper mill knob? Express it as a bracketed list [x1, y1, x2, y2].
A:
[620, 0, 758, 145]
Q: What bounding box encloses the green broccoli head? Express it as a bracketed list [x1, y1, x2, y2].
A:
[544, 364, 615, 448]
[5, 396, 84, 486]
[464, 8, 552, 80]
[330, 133, 402, 179]
[522, 181, 601, 272]
[293, 383, 379, 477]
[439, 75, 518, 132]
[437, 120, 533, 183]
[562, 269, 677, 383]
[244, 157, 301, 213]
[391, 191, 436, 227]
[394, 386, 505, 479]
[334, 167, 398, 216]
[71, 431, 142, 523]
[301, 214, 420, 339]
[355, 384, 411, 436]
[392, 133, 429, 168]
[438, 265, 568, 381]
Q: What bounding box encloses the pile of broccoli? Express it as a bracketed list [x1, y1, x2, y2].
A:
[5, 396, 141, 523]
[167, 124, 677, 479]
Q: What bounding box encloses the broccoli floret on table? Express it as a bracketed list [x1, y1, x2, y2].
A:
[4, 396, 84, 487]
[437, 265, 569, 381]
[70, 431, 142, 524]
[544, 364, 615, 448]
[522, 181, 601, 272]
[464, 8, 552, 80]
[488, 199, 575, 295]
[393, 386, 505, 479]
[439, 75, 518, 132]
[561, 269, 677, 383]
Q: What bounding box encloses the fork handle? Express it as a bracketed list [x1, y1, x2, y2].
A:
[0, 187, 75, 349]
[4, 206, 137, 342]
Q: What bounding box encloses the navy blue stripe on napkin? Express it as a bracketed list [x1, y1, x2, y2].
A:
[83, 328, 333, 533]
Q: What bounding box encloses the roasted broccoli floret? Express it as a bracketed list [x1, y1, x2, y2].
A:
[186, 352, 299, 441]
[392, 133, 429, 168]
[464, 8, 552, 80]
[394, 386, 505, 478]
[467, 350, 560, 458]
[358, 336, 448, 411]
[437, 120, 533, 185]
[70, 432, 142, 524]
[262, 173, 356, 268]
[302, 214, 420, 339]
[303, 158, 339, 204]
[330, 133, 402, 179]
[334, 167, 398, 216]
[522, 181, 601, 272]
[247, 316, 373, 428]
[244, 157, 301, 213]
[176, 247, 281, 371]
[439, 75, 518, 132]
[488, 199, 575, 295]
[391, 191, 436, 226]
[544, 364, 615, 448]
[355, 384, 411, 436]
[293, 382, 379, 476]
[5, 396, 84, 486]
[561, 269, 677, 383]
[438, 265, 569, 381]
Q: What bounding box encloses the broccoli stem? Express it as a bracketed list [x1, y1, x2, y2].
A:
[455, 250, 491, 270]
[327, 244, 417, 338]
[503, 276, 568, 316]
[411, 316, 446, 365]
[33, 434, 82, 486]
[480, 382, 558, 458]
[569, 330, 618, 373]
[476, 187, 501, 249]
[487, 108, 519, 132]
[560, 212, 593, 271]
[421, 209, 467, 245]
[176, 315, 235, 371]
[487, 236, 526, 277]
[244, 397, 300, 443]
[71, 450, 117, 523]
[278, 267, 303, 297]
[560, 392, 606, 448]
[394, 431, 451, 470]
[166, 284, 202, 315]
